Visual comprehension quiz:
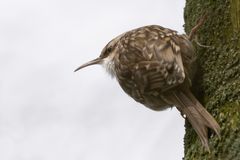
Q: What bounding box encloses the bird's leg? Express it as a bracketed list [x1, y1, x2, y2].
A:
[194, 36, 211, 48]
[188, 12, 208, 41]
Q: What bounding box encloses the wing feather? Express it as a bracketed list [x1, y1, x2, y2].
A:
[129, 33, 188, 94]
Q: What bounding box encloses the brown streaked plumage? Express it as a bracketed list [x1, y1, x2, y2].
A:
[75, 25, 220, 151]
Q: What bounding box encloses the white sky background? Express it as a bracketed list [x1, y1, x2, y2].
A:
[0, 0, 186, 159]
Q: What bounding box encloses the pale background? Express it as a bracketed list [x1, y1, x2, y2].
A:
[0, 0, 186, 159]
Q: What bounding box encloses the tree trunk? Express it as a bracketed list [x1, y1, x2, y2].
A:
[184, 0, 240, 159]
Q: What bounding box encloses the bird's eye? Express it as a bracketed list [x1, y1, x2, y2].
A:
[100, 46, 113, 58]
[106, 47, 112, 53]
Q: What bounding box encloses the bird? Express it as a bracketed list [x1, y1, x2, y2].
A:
[74, 24, 220, 151]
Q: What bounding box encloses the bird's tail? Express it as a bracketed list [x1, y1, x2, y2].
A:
[172, 90, 220, 151]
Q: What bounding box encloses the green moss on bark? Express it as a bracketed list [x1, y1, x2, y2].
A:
[184, 0, 240, 159]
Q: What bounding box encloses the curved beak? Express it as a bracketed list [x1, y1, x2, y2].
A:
[74, 57, 102, 72]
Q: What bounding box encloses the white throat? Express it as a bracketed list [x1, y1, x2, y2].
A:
[102, 56, 116, 78]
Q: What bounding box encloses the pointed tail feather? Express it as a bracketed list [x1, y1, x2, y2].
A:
[173, 90, 220, 151]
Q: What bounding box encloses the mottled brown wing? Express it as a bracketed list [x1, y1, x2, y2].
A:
[130, 33, 189, 95]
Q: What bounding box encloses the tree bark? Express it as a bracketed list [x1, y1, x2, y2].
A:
[184, 0, 240, 159]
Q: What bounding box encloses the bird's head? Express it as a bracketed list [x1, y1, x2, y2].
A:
[74, 33, 124, 77]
